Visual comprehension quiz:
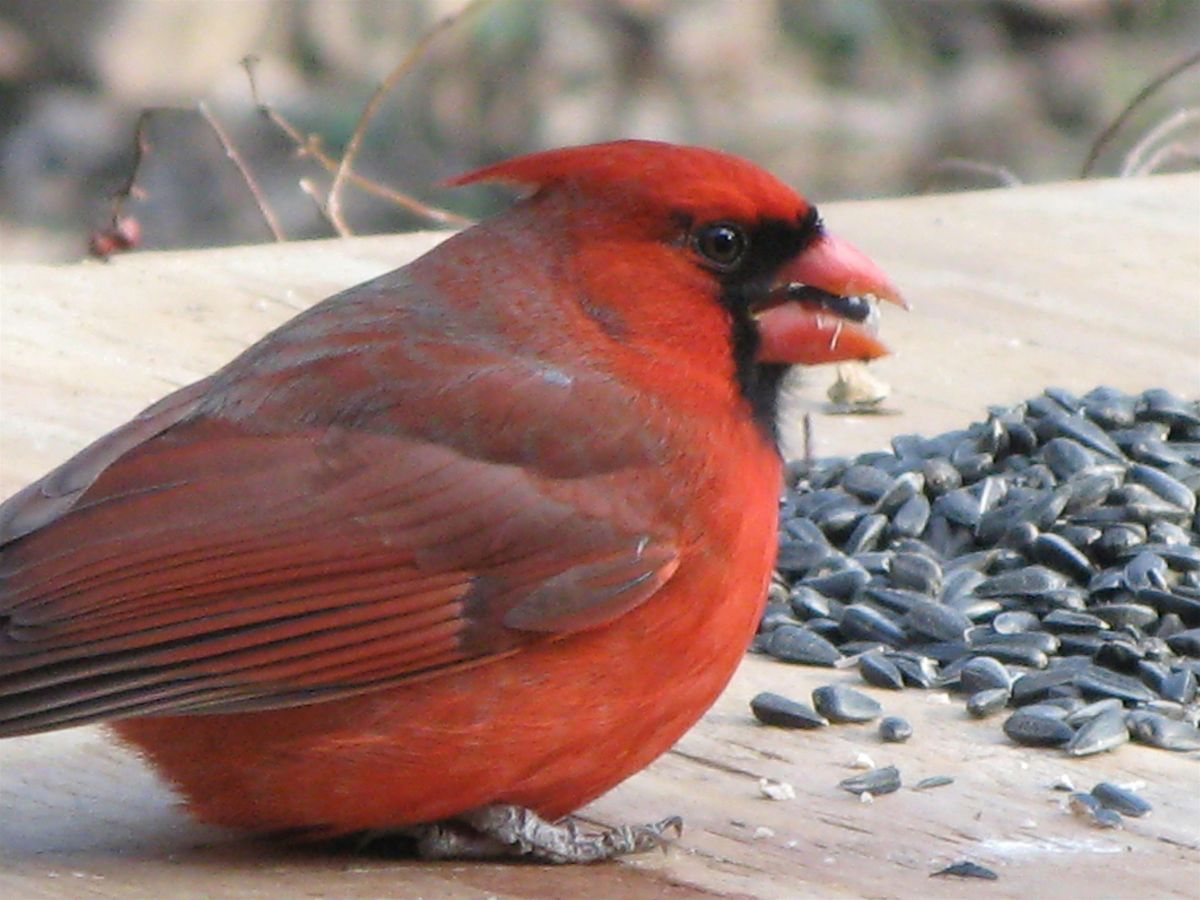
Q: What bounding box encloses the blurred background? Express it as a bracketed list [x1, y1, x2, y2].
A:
[0, 0, 1197, 263]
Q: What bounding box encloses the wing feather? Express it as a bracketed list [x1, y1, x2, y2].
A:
[0, 261, 687, 736]
[1, 415, 679, 736]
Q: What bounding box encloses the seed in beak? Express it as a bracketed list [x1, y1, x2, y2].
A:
[784, 284, 877, 325]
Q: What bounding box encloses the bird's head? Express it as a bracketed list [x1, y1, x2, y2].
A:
[450, 140, 906, 431]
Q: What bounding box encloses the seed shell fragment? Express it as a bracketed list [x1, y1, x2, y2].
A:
[839, 765, 901, 796]
[931, 861, 998, 881]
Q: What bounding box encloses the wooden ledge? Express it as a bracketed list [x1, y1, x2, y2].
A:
[2, 175, 1198, 898]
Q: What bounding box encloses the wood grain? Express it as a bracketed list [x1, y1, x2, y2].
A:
[2, 174, 1198, 898]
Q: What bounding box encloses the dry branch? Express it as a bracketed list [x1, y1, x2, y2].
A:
[111, 109, 154, 218]
[326, 0, 490, 234]
[1120, 108, 1200, 177]
[197, 101, 286, 242]
[298, 177, 339, 232]
[1081, 48, 1200, 178]
[88, 110, 156, 258]
[242, 56, 471, 229]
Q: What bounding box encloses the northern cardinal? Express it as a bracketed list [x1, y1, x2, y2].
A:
[0, 141, 903, 862]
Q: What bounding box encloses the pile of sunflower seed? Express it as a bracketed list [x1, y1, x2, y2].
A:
[755, 385, 1200, 756]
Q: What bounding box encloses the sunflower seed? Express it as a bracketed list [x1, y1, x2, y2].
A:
[841, 604, 906, 647]
[1043, 438, 1096, 479]
[859, 652, 906, 690]
[921, 457, 963, 496]
[879, 716, 913, 743]
[767, 625, 843, 666]
[1064, 697, 1124, 728]
[904, 600, 971, 642]
[839, 765, 901, 795]
[1090, 782, 1152, 817]
[887, 652, 939, 688]
[842, 464, 895, 502]
[1041, 412, 1124, 460]
[1126, 711, 1200, 751]
[1065, 709, 1129, 756]
[967, 687, 1011, 718]
[813, 684, 883, 723]
[1081, 386, 1136, 429]
[1041, 609, 1109, 633]
[750, 692, 829, 729]
[1160, 669, 1197, 704]
[1032, 533, 1096, 582]
[876, 471, 925, 513]
[959, 656, 1013, 694]
[889, 552, 943, 595]
[975, 566, 1068, 599]
[890, 493, 932, 538]
[991, 610, 1041, 635]
[1003, 709, 1075, 746]
[1139, 388, 1200, 428]
[844, 513, 889, 554]
[801, 565, 870, 601]
[1128, 464, 1196, 513]
[1076, 666, 1158, 704]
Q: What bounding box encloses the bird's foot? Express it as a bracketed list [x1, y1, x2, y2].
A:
[412, 804, 683, 864]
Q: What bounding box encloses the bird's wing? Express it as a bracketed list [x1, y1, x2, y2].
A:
[0, 314, 681, 736]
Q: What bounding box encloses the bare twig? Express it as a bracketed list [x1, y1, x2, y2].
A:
[242, 56, 470, 229]
[327, 0, 490, 235]
[111, 109, 155, 219]
[1081, 48, 1200, 178]
[197, 100, 286, 242]
[89, 109, 156, 258]
[919, 157, 1022, 193]
[343, 167, 472, 226]
[298, 177, 339, 232]
[1120, 108, 1200, 176]
[1130, 143, 1200, 177]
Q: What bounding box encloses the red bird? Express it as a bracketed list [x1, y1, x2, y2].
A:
[0, 141, 902, 862]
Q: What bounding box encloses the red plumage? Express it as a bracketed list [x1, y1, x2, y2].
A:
[0, 141, 901, 854]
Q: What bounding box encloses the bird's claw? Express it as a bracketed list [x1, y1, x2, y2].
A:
[412, 804, 683, 863]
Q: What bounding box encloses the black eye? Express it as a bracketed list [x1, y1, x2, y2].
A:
[694, 222, 748, 270]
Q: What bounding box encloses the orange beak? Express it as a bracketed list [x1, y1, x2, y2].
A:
[754, 231, 907, 365]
